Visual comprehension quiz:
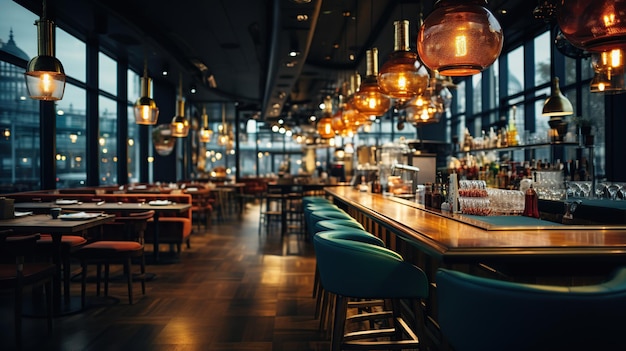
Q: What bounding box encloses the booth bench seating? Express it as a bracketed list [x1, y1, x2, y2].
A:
[7, 192, 193, 255]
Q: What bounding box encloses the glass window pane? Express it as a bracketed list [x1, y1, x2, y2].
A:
[0, 58, 41, 192]
[127, 69, 140, 182]
[534, 31, 551, 87]
[99, 96, 117, 185]
[56, 29, 86, 82]
[55, 83, 86, 188]
[0, 0, 37, 61]
[99, 52, 117, 94]
[508, 46, 524, 93]
[472, 74, 482, 114]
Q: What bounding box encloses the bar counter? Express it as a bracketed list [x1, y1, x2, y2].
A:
[326, 186, 626, 283]
[327, 187, 626, 349]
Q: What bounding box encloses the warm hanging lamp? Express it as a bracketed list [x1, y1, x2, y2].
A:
[317, 96, 335, 139]
[378, 20, 430, 103]
[418, 0, 503, 76]
[170, 75, 190, 137]
[542, 77, 574, 117]
[152, 124, 175, 156]
[216, 103, 233, 150]
[24, 0, 66, 101]
[590, 48, 626, 94]
[199, 105, 214, 142]
[557, 0, 626, 53]
[134, 57, 159, 125]
[353, 48, 391, 117]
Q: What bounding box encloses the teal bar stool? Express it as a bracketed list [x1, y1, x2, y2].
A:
[436, 267, 626, 351]
[304, 203, 340, 237]
[314, 231, 429, 351]
[315, 219, 365, 233]
[303, 196, 331, 206]
[311, 228, 384, 330]
[307, 209, 353, 239]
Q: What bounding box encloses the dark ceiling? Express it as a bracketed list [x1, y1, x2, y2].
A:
[16, 0, 547, 125]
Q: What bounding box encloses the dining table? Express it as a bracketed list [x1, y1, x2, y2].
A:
[0, 213, 115, 315]
[14, 200, 192, 263]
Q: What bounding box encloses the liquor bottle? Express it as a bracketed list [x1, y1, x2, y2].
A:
[523, 184, 540, 218]
[507, 106, 519, 146]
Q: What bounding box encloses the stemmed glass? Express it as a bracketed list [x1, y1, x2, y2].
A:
[607, 184, 621, 200]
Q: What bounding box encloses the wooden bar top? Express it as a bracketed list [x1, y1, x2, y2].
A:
[326, 187, 626, 264]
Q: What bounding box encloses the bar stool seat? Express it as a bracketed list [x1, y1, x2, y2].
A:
[314, 231, 429, 350]
[436, 267, 626, 351]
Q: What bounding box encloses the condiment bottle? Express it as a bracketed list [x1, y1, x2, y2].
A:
[523, 184, 539, 218]
[424, 182, 433, 208]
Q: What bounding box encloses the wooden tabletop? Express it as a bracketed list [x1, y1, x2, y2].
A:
[0, 213, 115, 234]
[15, 201, 190, 213]
[326, 187, 626, 263]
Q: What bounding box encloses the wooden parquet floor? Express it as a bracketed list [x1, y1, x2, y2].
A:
[0, 203, 330, 351]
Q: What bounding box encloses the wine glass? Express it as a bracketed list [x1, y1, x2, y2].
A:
[608, 184, 621, 201]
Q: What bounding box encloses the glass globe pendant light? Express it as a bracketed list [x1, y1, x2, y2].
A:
[590, 48, 626, 94]
[24, 0, 66, 101]
[379, 20, 430, 103]
[557, 0, 626, 53]
[198, 105, 214, 142]
[134, 58, 159, 125]
[152, 124, 175, 156]
[418, 0, 503, 76]
[353, 48, 391, 117]
[170, 75, 190, 137]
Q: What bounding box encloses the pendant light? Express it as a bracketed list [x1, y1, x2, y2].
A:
[199, 105, 214, 142]
[317, 96, 335, 139]
[557, 0, 626, 53]
[418, 0, 503, 76]
[170, 75, 190, 137]
[378, 20, 430, 103]
[542, 77, 574, 117]
[134, 57, 159, 125]
[217, 103, 233, 150]
[590, 48, 626, 94]
[353, 48, 391, 117]
[152, 124, 175, 156]
[24, 0, 66, 101]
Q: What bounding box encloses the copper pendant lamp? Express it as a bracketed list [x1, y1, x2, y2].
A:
[590, 48, 626, 94]
[353, 48, 391, 117]
[557, 0, 626, 53]
[418, 0, 503, 76]
[379, 20, 430, 103]
[317, 97, 335, 139]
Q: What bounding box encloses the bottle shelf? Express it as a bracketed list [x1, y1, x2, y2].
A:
[456, 141, 580, 155]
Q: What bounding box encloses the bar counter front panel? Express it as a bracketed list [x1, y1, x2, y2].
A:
[326, 187, 626, 349]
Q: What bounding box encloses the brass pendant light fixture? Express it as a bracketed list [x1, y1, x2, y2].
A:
[379, 20, 430, 103]
[199, 105, 214, 143]
[418, 0, 503, 76]
[134, 57, 159, 125]
[216, 103, 233, 150]
[24, 0, 66, 101]
[353, 48, 391, 117]
[542, 77, 574, 117]
[589, 48, 626, 94]
[170, 74, 190, 137]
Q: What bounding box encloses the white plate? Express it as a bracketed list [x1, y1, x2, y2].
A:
[148, 200, 171, 206]
[56, 199, 78, 205]
[14, 211, 33, 217]
[58, 212, 102, 220]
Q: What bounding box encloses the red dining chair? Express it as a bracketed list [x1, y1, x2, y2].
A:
[73, 210, 154, 307]
[0, 229, 56, 350]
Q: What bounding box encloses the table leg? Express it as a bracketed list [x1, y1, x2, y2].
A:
[152, 212, 160, 263]
[51, 232, 62, 315]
